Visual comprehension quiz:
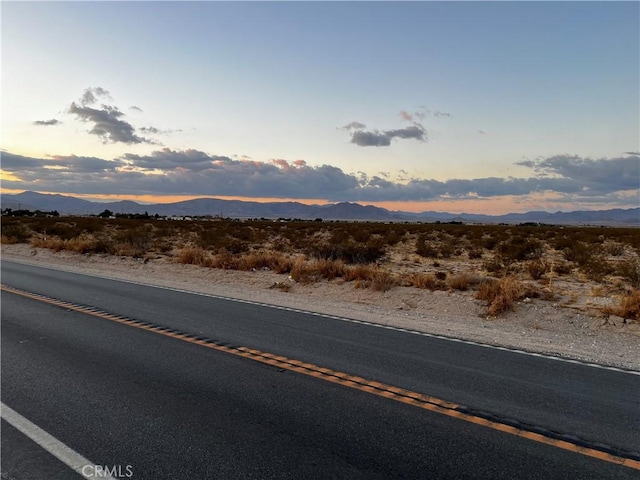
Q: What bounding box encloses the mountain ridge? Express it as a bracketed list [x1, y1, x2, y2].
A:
[1, 191, 638, 225]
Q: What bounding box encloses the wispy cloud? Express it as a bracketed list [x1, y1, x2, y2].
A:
[33, 119, 61, 126]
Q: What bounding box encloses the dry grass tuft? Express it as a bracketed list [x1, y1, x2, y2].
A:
[290, 257, 320, 284]
[177, 246, 211, 266]
[447, 273, 480, 291]
[405, 273, 441, 290]
[476, 277, 526, 316]
[604, 289, 640, 321]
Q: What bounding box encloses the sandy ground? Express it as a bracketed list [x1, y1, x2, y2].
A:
[2, 243, 639, 370]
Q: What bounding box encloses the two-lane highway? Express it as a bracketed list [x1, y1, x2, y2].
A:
[2, 260, 639, 478]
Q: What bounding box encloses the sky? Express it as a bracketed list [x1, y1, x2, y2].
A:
[1, 1, 639, 214]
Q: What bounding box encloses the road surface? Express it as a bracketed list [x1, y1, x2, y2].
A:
[2, 260, 638, 479]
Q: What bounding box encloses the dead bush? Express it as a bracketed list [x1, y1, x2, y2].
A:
[405, 273, 442, 290]
[290, 258, 320, 284]
[236, 251, 293, 273]
[210, 251, 240, 270]
[177, 246, 210, 266]
[527, 259, 549, 280]
[616, 258, 640, 288]
[475, 277, 526, 317]
[314, 258, 346, 280]
[30, 236, 66, 252]
[604, 288, 640, 321]
[447, 273, 481, 291]
[342, 264, 378, 282]
[369, 270, 397, 292]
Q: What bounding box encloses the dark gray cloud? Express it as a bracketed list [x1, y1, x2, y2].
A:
[347, 108, 430, 147]
[433, 111, 451, 118]
[68, 102, 155, 145]
[350, 125, 426, 147]
[517, 154, 640, 193]
[65, 87, 161, 145]
[2, 151, 636, 206]
[33, 119, 61, 126]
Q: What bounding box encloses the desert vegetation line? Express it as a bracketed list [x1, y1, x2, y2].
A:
[2, 216, 639, 320]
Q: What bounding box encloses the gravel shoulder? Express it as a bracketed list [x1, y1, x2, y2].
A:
[2, 243, 638, 370]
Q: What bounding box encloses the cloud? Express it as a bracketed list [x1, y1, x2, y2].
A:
[350, 125, 426, 147]
[347, 108, 431, 147]
[517, 154, 640, 193]
[433, 111, 451, 118]
[2, 151, 636, 207]
[130, 106, 143, 112]
[80, 87, 111, 106]
[139, 126, 182, 135]
[33, 119, 61, 126]
[68, 102, 154, 144]
[341, 121, 366, 130]
[63, 87, 165, 145]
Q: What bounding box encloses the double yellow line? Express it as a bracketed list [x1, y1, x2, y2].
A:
[3, 283, 639, 470]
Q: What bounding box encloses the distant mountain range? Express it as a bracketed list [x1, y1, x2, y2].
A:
[2, 191, 639, 225]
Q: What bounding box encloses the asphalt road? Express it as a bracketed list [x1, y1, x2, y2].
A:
[1, 260, 639, 479]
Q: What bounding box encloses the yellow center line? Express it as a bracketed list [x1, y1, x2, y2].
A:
[2, 283, 639, 470]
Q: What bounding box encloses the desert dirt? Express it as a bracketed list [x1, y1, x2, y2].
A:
[2, 242, 638, 371]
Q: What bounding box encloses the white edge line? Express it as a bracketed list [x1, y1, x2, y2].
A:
[4, 259, 640, 376]
[0, 402, 116, 480]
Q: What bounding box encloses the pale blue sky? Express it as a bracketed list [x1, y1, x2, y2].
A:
[2, 1, 638, 213]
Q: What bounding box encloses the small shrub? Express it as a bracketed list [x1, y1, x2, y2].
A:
[369, 270, 397, 292]
[315, 258, 346, 280]
[1, 223, 31, 243]
[553, 261, 573, 276]
[496, 236, 544, 261]
[580, 256, 614, 282]
[447, 273, 481, 291]
[616, 259, 640, 288]
[604, 288, 640, 321]
[563, 241, 594, 266]
[448, 274, 469, 291]
[30, 236, 65, 252]
[290, 258, 319, 284]
[177, 246, 209, 266]
[210, 251, 239, 269]
[468, 249, 483, 259]
[342, 264, 377, 282]
[482, 256, 505, 274]
[435, 271, 447, 281]
[416, 234, 438, 258]
[604, 242, 625, 256]
[476, 277, 526, 316]
[405, 273, 442, 290]
[527, 259, 549, 280]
